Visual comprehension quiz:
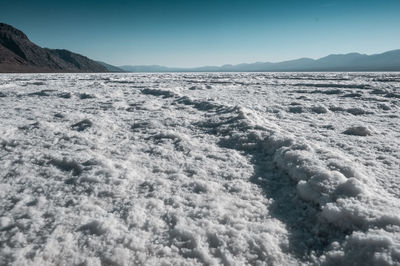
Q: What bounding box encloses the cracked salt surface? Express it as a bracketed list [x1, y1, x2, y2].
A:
[0, 72, 400, 265]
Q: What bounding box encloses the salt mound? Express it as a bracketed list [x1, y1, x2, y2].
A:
[347, 107, 368, 115]
[343, 126, 372, 136]
[311, 106, 329, 114]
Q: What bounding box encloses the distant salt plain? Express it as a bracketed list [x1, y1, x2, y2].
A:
[0, 72, 399, 265]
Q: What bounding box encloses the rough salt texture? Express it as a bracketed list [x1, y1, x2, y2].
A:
[0, 72, 399, 265]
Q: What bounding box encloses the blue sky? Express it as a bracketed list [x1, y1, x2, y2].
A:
[1, 0, 400, 67]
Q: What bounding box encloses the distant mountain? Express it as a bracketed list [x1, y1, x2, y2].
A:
[97, 61, 125, 72]
[119, 65, 181, 72]
[0, 23, 108, 73]
[120, 50, 400, 72]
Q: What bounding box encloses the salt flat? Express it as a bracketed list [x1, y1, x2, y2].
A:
[0, 72, 399, 265]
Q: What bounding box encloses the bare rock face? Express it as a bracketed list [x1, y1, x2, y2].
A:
[0, 23, 108, 73]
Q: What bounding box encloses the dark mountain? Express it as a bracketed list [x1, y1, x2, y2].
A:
[97, 61, 125, 72]
[119, 50, 400, 72]
[0, 23, 108, 73]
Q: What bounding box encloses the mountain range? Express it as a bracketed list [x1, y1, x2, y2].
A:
[0, 22, 399, 73]
[119, 50, 400, 72]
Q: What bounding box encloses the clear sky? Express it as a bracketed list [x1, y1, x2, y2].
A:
[1, 0, 400, 67]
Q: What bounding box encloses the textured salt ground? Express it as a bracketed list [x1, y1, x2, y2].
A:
[0, 73, 400, 265]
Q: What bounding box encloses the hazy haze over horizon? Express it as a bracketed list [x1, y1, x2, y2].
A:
[1, 0, 400, 67]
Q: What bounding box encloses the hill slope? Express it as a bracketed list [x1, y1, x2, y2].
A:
[0, 23, 108, 73]
[97, 61, 125, 72]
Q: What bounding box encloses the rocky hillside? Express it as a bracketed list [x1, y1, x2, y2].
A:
[0, 23, 108, 73]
